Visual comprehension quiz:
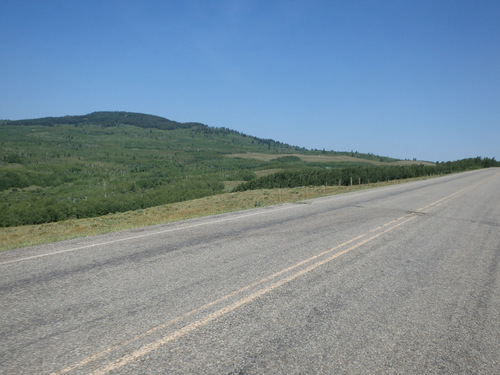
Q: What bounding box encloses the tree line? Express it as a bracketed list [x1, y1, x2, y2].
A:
[234, 157, 499, 191]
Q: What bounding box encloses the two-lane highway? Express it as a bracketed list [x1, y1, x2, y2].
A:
[1, 168, 499, 374]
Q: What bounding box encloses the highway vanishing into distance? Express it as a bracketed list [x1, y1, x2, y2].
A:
[1, 168, 499, 374]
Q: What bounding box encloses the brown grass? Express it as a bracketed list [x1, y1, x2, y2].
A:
[255, 169, 283, 177]
[226, 153, 434, 166]
[0, 177, 435, 251]
[227, 153, 384, 163]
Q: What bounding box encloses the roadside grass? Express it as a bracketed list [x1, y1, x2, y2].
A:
[0, 176, 435, 251]
[223, 180, 244, 192]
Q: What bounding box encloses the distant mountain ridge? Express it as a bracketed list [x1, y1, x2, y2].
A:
[3, 111, 307, 154]
[5, 111, 206, 131]
[2, 111, 403, 162]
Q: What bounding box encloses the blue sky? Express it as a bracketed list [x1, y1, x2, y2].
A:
[1, 0, 498, 162]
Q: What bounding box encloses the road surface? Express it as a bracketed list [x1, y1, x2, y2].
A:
[1, 168, 499, 374]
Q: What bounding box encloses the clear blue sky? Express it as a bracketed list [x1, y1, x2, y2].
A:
[1, 0, 499, 162]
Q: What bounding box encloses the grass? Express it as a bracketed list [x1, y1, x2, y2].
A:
[0, 176, 435, 251]
[227, 153, 386, 163]
[226, 152, 434, 165]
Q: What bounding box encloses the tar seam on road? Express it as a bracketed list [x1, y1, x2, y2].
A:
[51, 175, 493, 375]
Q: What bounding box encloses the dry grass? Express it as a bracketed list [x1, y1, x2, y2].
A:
[0, 177, 435, 251]
[255, 169, 283, 177]
[223, 180, 245, 191]
[227, 152, 383, 163]
[226, 152, 434, 166]
[392, 160, 435, 166]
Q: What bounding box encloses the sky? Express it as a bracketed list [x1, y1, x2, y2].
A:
[1, 0, 499, 162]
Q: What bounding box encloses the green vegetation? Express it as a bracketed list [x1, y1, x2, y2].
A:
[0, 177, 435, 251]
[234, 157, 499, 191]
[1, 111, 497, 228]
[0, 112, 294, 226]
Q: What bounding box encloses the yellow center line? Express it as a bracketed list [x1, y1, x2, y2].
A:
[53, 232, 368, 375]
[56, 218, 414, 375]
[54, 175, 493, 374]
[90, 215, 417, 375]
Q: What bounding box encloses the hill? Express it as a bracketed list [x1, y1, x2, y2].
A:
[0, 111, 452, 227]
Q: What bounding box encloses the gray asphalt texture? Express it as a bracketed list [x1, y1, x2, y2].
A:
[1, 168, 499, 374]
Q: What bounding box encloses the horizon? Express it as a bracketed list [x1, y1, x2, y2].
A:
[2, 110, 495, 163]
[0, 109, 496, 163]
[1, 1, 499, 162]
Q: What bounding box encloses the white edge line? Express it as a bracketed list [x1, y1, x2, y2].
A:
[1, 175, 461, 266]
[0, 204, 300, 265]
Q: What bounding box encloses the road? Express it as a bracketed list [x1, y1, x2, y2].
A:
[1, 168, 499, 374]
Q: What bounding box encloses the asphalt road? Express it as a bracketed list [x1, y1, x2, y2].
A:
[1, 168, 499, 374]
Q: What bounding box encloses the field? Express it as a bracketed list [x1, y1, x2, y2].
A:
[227, 153, 435, 165]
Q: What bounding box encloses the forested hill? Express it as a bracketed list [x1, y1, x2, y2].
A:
[1, 111, 496, 227]
[2, 111, 301, 153]
[4, 111, 187, 129]
[0, 110, 360, 227]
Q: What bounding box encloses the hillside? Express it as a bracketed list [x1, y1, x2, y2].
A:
[0, 111, 418, 226]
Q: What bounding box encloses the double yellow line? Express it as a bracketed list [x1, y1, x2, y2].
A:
[54, 177, 490, 374]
